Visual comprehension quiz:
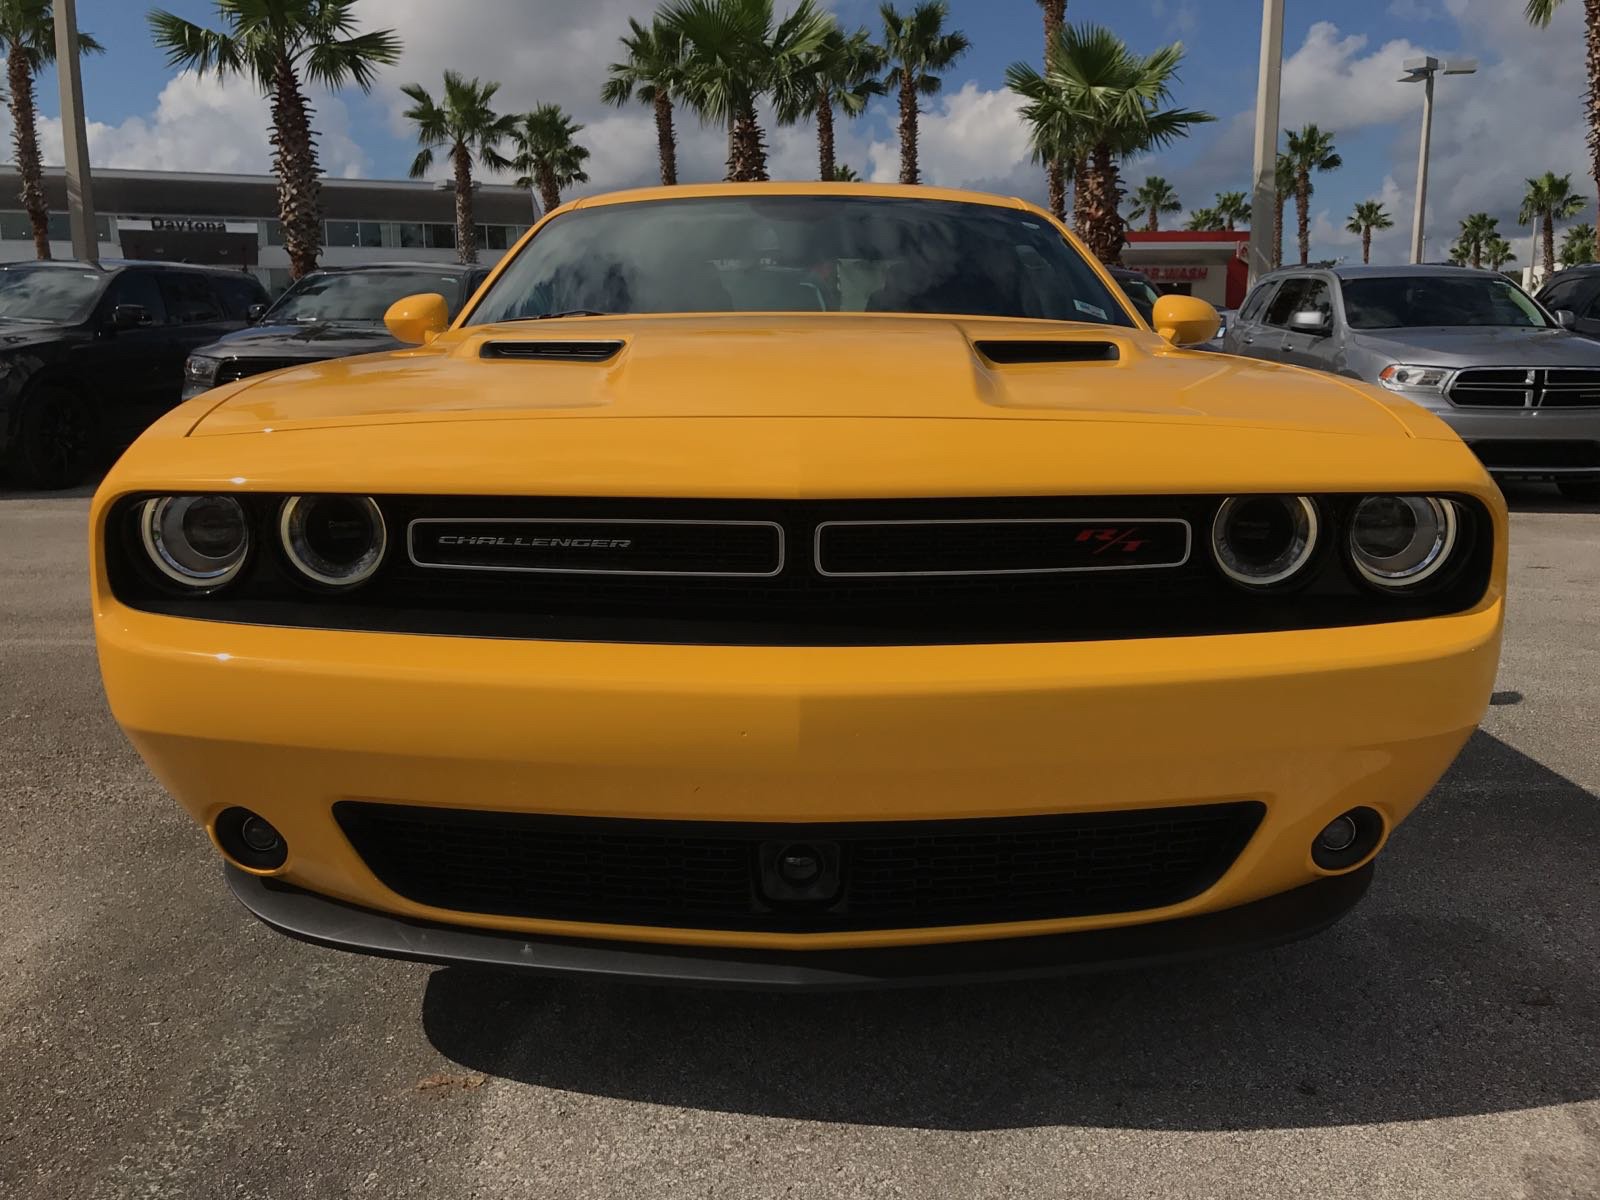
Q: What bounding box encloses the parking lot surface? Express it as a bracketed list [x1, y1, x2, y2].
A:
[3, 484, 1598, 1199]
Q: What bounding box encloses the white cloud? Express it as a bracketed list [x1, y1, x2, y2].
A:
[19, 71, 367, 178]
[864, 84, 1035, 193]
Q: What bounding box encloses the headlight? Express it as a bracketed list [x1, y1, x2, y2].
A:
[279, 495, 387, 587]
[1348, 495, 1459, 587]
[184, 355, 221, 391]
[138, 495, 250, 588]
[1377, 364, 1451, 392]
[1211, 495, 1319, 587]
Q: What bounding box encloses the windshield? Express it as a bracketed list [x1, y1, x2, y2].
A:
[466, 195, 1134, 326]
[266, 269, 471, 324]
[1115, 276, 1160, 319]
[1341, 275, 1553, 329]
[0, 266, 105, 323]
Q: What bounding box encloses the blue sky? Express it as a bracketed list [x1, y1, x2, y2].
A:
[22, 0, 1595, 264]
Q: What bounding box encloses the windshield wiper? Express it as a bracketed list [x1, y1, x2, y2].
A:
[513, 309, 611, 321]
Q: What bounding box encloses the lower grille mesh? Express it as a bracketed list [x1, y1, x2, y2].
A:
[334, 801, 1264, 932]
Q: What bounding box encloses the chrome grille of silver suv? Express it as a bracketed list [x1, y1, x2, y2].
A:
[1449, 367, 1600, 408]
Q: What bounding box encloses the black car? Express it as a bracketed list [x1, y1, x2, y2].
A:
[0, 260, 267, 488]
[1535, 264, 1600, 338]
[182, 263, 491, 400]
[1107, 266, 1161, 322]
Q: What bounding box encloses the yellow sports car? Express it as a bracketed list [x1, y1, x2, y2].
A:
[92, 183, 1505, 989]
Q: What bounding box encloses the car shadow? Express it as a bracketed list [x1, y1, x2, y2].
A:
[1497, 479, 1600, 514]
[421, 732, 1600, 1131]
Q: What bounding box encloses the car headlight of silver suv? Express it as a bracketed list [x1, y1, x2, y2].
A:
[1377, 364, 1451, 392]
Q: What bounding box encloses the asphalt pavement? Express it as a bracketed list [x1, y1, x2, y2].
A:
[3, 482, 1598, 1199]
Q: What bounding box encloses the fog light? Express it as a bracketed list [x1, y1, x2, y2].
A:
[1211, 495, 1319, 588]
[1316, 815, 1359, 853]
[239, 814, 282, 853]
[213, 806, 288, 871]
[1311, 806, 1384, 872]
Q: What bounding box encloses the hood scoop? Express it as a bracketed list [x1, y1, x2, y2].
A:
[480, 339, 623, 362]
[974, 340, 1119, 365]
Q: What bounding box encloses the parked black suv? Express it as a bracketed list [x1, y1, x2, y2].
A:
[182, 263, 491, 400]
[0, 260, 267, 488]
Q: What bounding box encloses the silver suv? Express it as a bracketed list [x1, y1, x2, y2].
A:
[1224, 264, 1600, 501]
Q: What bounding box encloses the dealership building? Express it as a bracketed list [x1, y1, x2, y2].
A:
[0, 166, 537, 293]
[1122, 230, 1251, 309]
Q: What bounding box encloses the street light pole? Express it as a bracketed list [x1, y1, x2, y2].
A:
[54, 0, 98, 264]
[1400, 56, 1477, 265]
[1247, 0, 1284, 286]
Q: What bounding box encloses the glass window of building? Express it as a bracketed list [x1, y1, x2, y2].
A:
[96, 215, 113, 241]
[262, 219, 284, 246]
[397, 223, 424, 249]
[426, 223, 456, 249]
[325, 220, 360, 248]
[357, 221, 385, 248]
[0, 212, 31, 241]
[47, 213, 70, 241]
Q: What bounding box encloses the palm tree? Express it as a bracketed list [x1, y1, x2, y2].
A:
[1525, 1, 1600, 201]
[4, 2, 102, 260]
[1036, 0, 1067, 219]
[401, 72, 517, 264]
[780, 25, 884, 181]
[1520, 171, 1588, 277]
[1456, 211, 1500, 269]
[1213, 190, 1250, 231]
[832, 164, 863, 181]
[1560, 222, 1596, 265]
[880, 1, 970, 185]
[149, 0, 400, 280]
[1128, 176, 1181, 231]
[1184, 207, 1223, 232]
[1271, 153, 1296, 269]
[1284, 124, 1341, 266]
[600, 17, 686, 186]
[1485, 234, 1518, 272]
[1006, 25, 1213, 263]
[665, 0, 834, 182]
[514, 104, 591, 216]
[1344, 199, 1393, 264]
[1446, 238, 1472, 267]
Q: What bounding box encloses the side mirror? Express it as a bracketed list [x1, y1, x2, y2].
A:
[1151, 294, 1221, 347]
[110, 303, 152, 331]
[246, 302, 268, 323]
[1288, 309, 1332, 334]
[1555, 308, 1578, 329]
[383, 292, 450, 345]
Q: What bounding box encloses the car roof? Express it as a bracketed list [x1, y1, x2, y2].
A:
[0, 258, 258, 276]
[300, 262, 480, 276]
[1258, 263, 1501, 281]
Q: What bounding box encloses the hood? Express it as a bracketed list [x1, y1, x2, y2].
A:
[202, 321, 402, 361]
[1352, 325, 1600, 366]
[0, 321, 74, 350]
[190, 314, 1411, 439]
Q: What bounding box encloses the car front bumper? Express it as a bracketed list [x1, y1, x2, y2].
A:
[96, 595, 1503, 961]
[1417, 403, 1600, 477]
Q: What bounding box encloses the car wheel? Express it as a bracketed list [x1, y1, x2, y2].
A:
[1556, 479, 1600, 504]
[4, 383, 99, 490]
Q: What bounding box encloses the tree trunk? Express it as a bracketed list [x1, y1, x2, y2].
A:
[1295, 170, 1311, 265]
[1362, 228, 1371, 264]
[729, 105, 768, 182]
[898, 71, 919, 185]
[269, 53, 323, 279]
[8, 44, 50, 260]
[453, 144, 477, 265]
[1041, 0, 1066, 218]
[653, 92, 678, 186]
[1071, 156, 1090, 236]
[1544, 212, 1556, 278]
[535, 164, 560, 217]
[1272, 190, 1285, 269]
[1471, 242, 1482, 270]
[817, 86, 835, 181]
[1080, 143, 1126, 265]
[1146, 209, 1158, 233]
[1587, 0, 1600, 206]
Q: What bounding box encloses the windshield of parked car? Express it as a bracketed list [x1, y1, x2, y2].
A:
[465, 195, 1135, 326]
[1341, 275, 1553, 329]
[1114, 275, 1160, 319]
[0, 265, 105, 323]
[265, 269, 471, 324]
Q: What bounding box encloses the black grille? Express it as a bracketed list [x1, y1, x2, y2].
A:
[216, 357, 306, 386]
[334, 802, 1264, 932]
[816, 517, 1189, 575]
[1465, 439, 1600, 470]
[1449, 367, 1600, 409]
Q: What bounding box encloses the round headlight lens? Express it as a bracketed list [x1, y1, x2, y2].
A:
[1349, 495, 1458, 587]
[1211, 495, 1319, 587]
[279, 495, 386, 587]
[139, 495, 250, 588]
